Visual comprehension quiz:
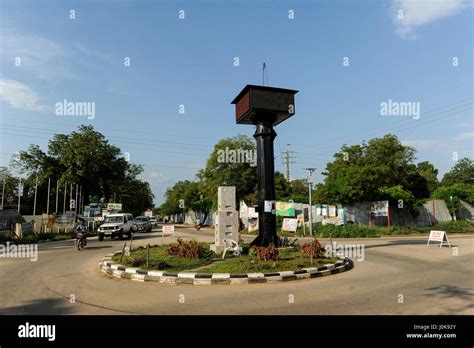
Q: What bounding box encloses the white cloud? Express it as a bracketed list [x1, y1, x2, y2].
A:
[392, 0, 465, 39]
[1, 30, 111, 81]
[455, 132, 474, 141]
[0, 79, 47, 111]
[1, 32, 78, 80]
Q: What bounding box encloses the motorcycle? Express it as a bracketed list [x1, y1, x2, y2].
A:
[75, 226, 88, 250]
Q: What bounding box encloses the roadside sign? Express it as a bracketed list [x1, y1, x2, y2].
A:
[371, 200, 389, 217]
[282, 218, 298, 232]
[107, 203, 122, 211]
[70, 199, 76, 209]
[161, 225, 175, 244]
[427, 230, 451, 248]
[276, 202, 295, 217]
[144, 210, 153, 218]
[162, 225, 175, 235]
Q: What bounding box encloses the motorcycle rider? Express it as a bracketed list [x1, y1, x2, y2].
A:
[75, 219, 88, 246]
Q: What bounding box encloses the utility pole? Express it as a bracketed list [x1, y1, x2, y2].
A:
[33, 176, 38, 216]
[282, 144, 295, 182]
[17, 177, 22, 213]
[75, 183, 79, 217]
[78, 185, 82, 215]
[70, 183, 73, 213]
[63, 182, 67, 214]
[304, 168, 316, 235]
[46, 177, 51, 215]
[1, 172, 5, 210]
[55, 180, 59, 213]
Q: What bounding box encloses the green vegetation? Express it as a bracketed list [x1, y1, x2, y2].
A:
[432, 183, 474, 213]
[313, 134, 435, 207]
[244, 220, 474, 238]
[112, 243, 218, 272]
[200, 248, 337, 273]
[441, 158, 474, 187]
[112, 241, 336, 273]
[8, 125, 154, 216]
[159, 135, 323, 217]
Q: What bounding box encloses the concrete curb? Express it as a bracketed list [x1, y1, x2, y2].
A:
[98, 251, 353, 285]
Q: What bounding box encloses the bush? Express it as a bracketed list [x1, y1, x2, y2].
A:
[155, 261, 169, 270]
[435, 220, 472, 232]
[127, 256, 146, 267]
[250, 245, 279, 261]
[312, 223, 382, 238]
[301, 239, 324, 258]
[166, 238, 205, 259]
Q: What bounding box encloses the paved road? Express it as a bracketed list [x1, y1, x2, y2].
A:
[1, 226, 473, 315]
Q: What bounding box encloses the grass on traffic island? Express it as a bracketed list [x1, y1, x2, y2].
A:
[112, 241, 337, 274]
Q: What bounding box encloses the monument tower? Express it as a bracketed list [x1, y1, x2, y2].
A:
[231, 85, 298, 246]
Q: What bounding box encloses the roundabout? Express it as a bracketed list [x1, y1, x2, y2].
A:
[98, 250, 353, 285]
[1, 227, 472, 315]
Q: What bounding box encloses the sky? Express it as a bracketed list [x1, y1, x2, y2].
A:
[0, 0, 473, 206]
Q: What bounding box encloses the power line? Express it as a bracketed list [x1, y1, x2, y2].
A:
[290, 98, 473, 156]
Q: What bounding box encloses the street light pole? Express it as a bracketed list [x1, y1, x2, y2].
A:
[1, 172, 5, 210]
[46, 177, 51, 215]
[304, 168, 316, 236]
[17, 177, 22, 213]
[33, 176, 38, 216]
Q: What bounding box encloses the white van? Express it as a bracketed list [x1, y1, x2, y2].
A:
[97, 213, 134, 241]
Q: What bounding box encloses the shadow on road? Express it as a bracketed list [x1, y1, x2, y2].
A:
[82, 246, 112, 250]
[0, 298, 72, 315]
[424, 284, 474, 300]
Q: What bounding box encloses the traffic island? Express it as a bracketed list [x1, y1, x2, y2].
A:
[98, 246, 353, 285]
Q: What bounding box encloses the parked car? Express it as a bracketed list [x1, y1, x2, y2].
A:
[149, 217, 158, 227]
[134, 216, 152, 232]
[97, 213, 134, 241]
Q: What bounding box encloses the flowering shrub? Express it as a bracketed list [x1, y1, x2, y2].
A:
[301, 239, 324, 258]
[166, 238, 205, 259]
[250, 245, 279, 261]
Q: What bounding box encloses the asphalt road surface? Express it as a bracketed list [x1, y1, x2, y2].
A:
[1, 225, 473, 315]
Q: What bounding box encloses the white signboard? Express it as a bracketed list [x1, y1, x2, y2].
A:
[248, 207, 258, 218]
[162, 225, 175, 235]
[321, 205, 328, 216]
[427, 230, 451, 248]
[282, 218, 298, 232]
[371, 200, 389, 217]
[144, 210, 153, 218]
[107, 203, 122, 211]
[264, 200, 276, 214]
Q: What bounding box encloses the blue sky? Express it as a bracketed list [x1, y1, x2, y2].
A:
[0, 0, 473, 205]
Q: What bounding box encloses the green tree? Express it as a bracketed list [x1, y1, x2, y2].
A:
[11, 125, 154, 214]
[416, 161, 439, 193]
[313, 134, 431, 206]
[432, 183, 474, 213]
[0, 168, 22, 211]
[441, 158, 474, 186]
[275, 172, 291, 200]
[197, 135, 257, 208]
